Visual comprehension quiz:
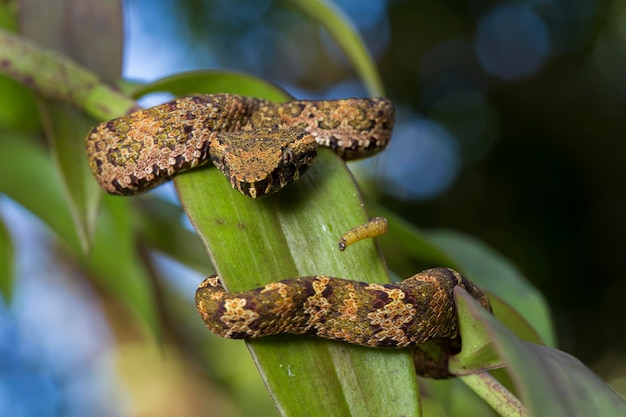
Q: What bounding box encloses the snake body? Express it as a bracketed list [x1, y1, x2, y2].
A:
[86, 94, 394, 198]
[195, 267, 491, 376]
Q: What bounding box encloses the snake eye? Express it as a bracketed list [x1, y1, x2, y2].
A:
[282, 148, 294, 165]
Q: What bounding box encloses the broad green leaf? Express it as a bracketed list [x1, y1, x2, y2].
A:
[0, 215, 14, 303]
[291, 0, 384, 96]
[456, 289, 626, 417]
[415, 292, 541, 417]
[445, 290, 528, 417]
[177, 151, 420, 417]
[424, 230, 555, 347]
[139, 71, 420, 415]
[131, 71, 290, 103]
[450, 292, 544, 377]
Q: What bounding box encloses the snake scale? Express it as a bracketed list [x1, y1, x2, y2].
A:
[86, 94, 491, 378]
[86, 94, 394, 198]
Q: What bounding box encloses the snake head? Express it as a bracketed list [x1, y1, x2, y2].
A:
[209, 128, 318, 198]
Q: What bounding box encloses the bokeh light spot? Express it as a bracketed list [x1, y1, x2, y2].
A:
[378, 116, 460, 201]
[474, 5, 551, 80]
[428, 89, 499, 162]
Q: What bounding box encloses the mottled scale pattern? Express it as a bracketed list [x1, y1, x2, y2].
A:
[86, 94, 394, 198]
[195, 267, 492, 377]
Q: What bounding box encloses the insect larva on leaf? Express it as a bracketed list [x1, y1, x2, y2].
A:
[338, 216, 389, 251]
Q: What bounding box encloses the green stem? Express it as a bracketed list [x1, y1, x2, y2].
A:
[0, 28, 136, 120]
[460, 373, 527, 417]
[290, 0, 385, 97]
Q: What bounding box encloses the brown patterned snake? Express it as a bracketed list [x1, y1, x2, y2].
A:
[196, 267, 492, 378]
[87, 95, 490, 377]
[86, 94, 394, 198]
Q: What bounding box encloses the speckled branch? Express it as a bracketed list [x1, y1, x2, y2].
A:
[0, 28, 136, 120]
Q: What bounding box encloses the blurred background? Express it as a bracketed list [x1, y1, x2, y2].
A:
[1, 0, 625, 415]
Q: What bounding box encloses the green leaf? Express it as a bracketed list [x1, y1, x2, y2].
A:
[456, 289, 626, 417]
[39, 102, 102, 252]
[291, 0, 385, 96]
[377, 214, 552, 349]
[0, 132, 159, 332]
[177, 151, 420, 417]
[0, 132, 82, 251]
[0, 215, 14, 303]
[409, 291, 536, 417]
[419, 377, 500, 417]
[449, 291, 503, 377]
[135, 197, 211, 274]
[86, 195, 160, 336]
[423, 230, 555, 347]
[376, 209, 549, 349]
[376, 208, 461, 270]
[0, 74, 40, 132]
[131, 70, 290, 103]
[488, 294, 544, 345]
[136, 71, 419, 415]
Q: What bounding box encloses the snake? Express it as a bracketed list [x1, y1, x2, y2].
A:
[195, 267, 492, 378]
[86, 94, 394, 198]
[86, 95, 490, 377]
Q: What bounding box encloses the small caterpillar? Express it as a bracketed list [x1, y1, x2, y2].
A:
[195, 267, 491, 377]
[338, 216, 388, 251]
[86, 94, 395, 198]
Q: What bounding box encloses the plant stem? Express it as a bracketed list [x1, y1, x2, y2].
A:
[460, 372, 527, 417]
[290, 0, 385, 97]
[0, 28, 136, 120]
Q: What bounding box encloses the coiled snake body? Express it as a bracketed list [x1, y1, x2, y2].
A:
[86, 94, 394, 198]
[196, 267, 491, 378]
